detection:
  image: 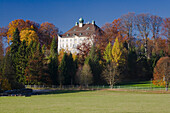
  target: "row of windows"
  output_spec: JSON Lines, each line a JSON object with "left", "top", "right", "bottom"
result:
{"left": 60, "top": 44, "right": 77, "bottom": 48}
{"left": 60, "top": 38, "right": 84, "bottom": 42}
{"left": 66, "top": 32, "right": 89, "bottom": 37}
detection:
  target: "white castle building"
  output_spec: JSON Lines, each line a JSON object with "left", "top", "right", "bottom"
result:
{"left": 58, "top": 18, "right": 102, "bottom": 53}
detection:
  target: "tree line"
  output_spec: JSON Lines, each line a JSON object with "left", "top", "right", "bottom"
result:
{"left": 0, "top": 13, "right": 169, "bottom": 91}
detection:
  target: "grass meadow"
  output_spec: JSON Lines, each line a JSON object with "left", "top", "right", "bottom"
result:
{"left": 0, "top": 90, "right": 170, "bottom": 113}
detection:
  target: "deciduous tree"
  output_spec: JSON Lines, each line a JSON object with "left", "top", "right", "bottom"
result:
{"left": 80, "top": 63, "right": 93, "bottom": 87}
{"left": 153, "top": 57, "right": 170, "bottom": 91}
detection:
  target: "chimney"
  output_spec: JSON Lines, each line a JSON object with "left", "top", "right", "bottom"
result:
{"left": 79, "top": 18, "right": 84, "bottom": 27}
{"left": 75, "top": 22, "right": 78, "bottom": 26}
{"left": 92, "top": 20, "right": 95, "bottom": 25}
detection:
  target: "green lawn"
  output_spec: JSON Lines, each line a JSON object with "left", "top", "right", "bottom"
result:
{"left": 0, "top": 90, "right": 170, "bottom": 113}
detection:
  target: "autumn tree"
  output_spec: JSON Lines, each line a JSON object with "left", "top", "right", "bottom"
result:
{"left": 103, "top": 42, "right": 112, "bottom": 63}
{"left": 20, "top": 29, "right": 39, "bottom": 45}
{"left": 112, "top": 37, "right": 125, "bottom": 65}
{"left": 150, "top": 15, "right": 163, "bottom": 54}
{"left": 135, "top": 13, "right": 151, "bottom": 58}
{"left": 162, "top": 18, "right": 170, "bottom": 55}
{"left": 80, "top": 63, "right": 93, "bottom": 87}
{"left": 6, "top": 19, "right": 40, "bottom": 43}
{"left": 39, "top": 22, "right": 59, "bottom": 48}
{"left": 153, "top": 57, "right": 170, "bottom": 91}
{"left": 102, "top": 62, "right": 118, "bottom": 89}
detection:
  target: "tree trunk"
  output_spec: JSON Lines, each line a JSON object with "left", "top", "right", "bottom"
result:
{"left": 166, "top": 82, "right": 169, "bottom": 91}
{"left": 110, "top": 84, "right": 113, "bottom": 89}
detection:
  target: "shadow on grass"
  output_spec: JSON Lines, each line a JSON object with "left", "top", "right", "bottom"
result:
{"left": 32, "top": 89, "right": 94, "bottom": 96}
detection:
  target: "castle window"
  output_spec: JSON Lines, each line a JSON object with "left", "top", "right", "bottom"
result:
{"left": 86, "top": 27, "right": 90, "bottom": 30}
{"left": 79, "top": 33, "right": 82, "bottom": 36}
{"left": 73, "top": 28, "right": 76, "bottom": 31}
{"left": 67, "top": 34, "right": 70, "bottom": 36}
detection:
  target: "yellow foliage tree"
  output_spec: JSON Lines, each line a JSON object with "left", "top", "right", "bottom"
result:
{"left": 112, "top": 37, "right": 125, "bottom": 65}
{"left": 20, "top": 29, "right": 39, "bottom": 45}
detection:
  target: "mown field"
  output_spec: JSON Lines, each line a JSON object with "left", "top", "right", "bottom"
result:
{"left": 0, "top": 90, "right": 170, "bottom": 113}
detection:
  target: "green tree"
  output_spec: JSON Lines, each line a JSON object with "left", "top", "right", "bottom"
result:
{"left": 66, "top": 53, "right": 76, "bottom": 85}
{"left": 48, "top": 37, "right": 58, "bottom": 85}
{"left": 103, "top": 42, "right": 112, "bottom": 63}
{"left": 127, "top": 49, "right": 137, "bottom": 80}
{"left": 25, "top": 43, "right": 44, "bottom": 85}
{"left": 50, "top": 37, "right": 57, "bottom": 56}
{"left": 87, "top": 45, "right": 102, "bottom": 85}
{"left": 58, "top": 53, "right": 67, "bottom": 87}
{"left": 1, "top": 51, "right": 24, "bottom": 90}
{"left": 10, "top": 28, "right": 21, "bottom": 73}
{"left": 16, "top": 40, "right": 27, "bottom": 84}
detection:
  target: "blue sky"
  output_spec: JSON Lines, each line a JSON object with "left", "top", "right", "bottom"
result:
{"left": 0, "top": 0, "right": 170, "bottom": 33}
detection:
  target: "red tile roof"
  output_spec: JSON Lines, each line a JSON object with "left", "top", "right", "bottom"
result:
{"left": 61, "top": 23, "right": 103, "bottom": 38}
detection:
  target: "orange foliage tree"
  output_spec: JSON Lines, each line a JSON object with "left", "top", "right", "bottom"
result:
{"left": 153, "top": 57, "right": 170, "bottom": 91}
{"left": 6, "top": 19, "right": 40, "bottom": 43}
{"left": 39, "top": 22, "right": 59, "bottom": 49}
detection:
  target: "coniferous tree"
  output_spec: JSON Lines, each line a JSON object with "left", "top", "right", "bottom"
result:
{"left": 66, "top": 53, "right": 76, "bottom": 85}
{"left": 1, "top": 51, "right": 24, "bottom": 90}
{"left": 16, "top": 40, "right": 27, "bottom": 84}
{"left": 127, "top": 49, "right": 137, "bottom": 80}
{"left": 87, "top": 45, "right": 102, "bottom": 85}
{"left": 10, "top": 28, "right": 21, "bottom": 73}
{"left": 25, "top": 43, "right": 44, "bottom": 84}
{"left": 58, "top": 53, "right": 67, "bottom": 86}
{"left": 48, "top": 37, "right": 58, "bottom": 85}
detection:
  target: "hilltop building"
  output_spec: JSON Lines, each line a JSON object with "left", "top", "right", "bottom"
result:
{"left": 58, "top": 18, "right": 102, "bottom": 53}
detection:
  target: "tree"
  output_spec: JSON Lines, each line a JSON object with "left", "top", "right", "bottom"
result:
{"left": 6, "top": 19, "right": 40, "bottom": 44}
{"left": 127, "top": 49, "right": 137, "bottom": 80}
{"left": 150, "top": 15, "right": 163, "bottom": 53}
{"left": 20, "top": 29, "right": 39, "bottom": 45}
{"left": 135, "top": 14, "right": 151, "bottom": 58}
{"left": 50, "top": 37, "right": 58, "bottom": 57}
{"left": 48, "top": 37, "right": 58, "bottom": 85}
{"left": 39, "top": 22, "right": 59, "bottom": 48}
{"left": 1, "top": 51, "right": 24, "bottom": 90}
{"left": 10, "top": 28, "right": 21, "bottom": 77}
{"left": 102, "top": 62, "right": 118, "bottom": 89}
{"left": 120, "top": 12, "right": 135, "bottom": 48}
{"left": 80, "top": 63, "right": 93, "bottom": 87}
{"left": 112, "top": 37, "right": 125, "bottom": 65}
{"left": 58, "top": 53, "right": 67, "bottom": 87}
{"left": 16, "top": 40, "right": 27, "bottom": 84}
{"left": 87, "top": 45, "right": 102, "bottom": 85}
{"left": 25, "top": 43, "right": 44, "bottom": 85}
{"left": 153, "top": 57, "right": 170, "bottom": 91}
{"left": 103, "top": 42, "right": 112, "bottom": 63}
{"left": 66, "top": 53, "right": 76, "bottom": 85}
